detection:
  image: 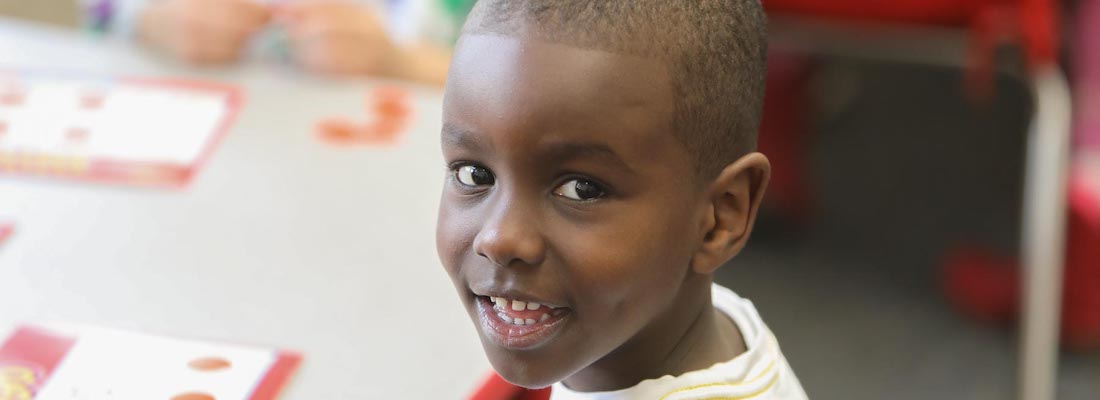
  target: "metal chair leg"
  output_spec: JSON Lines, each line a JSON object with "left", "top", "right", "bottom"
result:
{"left": 1019, "top": 65, "right": 1072, "bottom": 400}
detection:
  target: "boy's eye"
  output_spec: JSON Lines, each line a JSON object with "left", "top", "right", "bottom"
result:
{"left": 554, "top": 179, "right": 606, "bottom": 201}
{"left": 455, "top": 165, "right": 495, "bottom": 187}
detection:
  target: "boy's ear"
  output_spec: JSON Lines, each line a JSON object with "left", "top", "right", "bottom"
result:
{"left": 691, "top": 152, "right": 770, "bottom": 275}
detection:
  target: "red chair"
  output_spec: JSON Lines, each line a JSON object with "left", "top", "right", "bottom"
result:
{"left": 758, "top": 1, "right": 1068, "bottom": 400}
{"left": 765, "top": 0, "right": 1056, "bottom": 63}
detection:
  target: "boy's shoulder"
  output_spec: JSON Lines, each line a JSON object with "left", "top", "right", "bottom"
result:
{"left": 547, "top": 284, "right": 808, "bottom": 400}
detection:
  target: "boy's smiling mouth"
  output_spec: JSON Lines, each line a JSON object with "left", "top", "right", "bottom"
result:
{"left": 472, "top": 293, "right": 572, "bottom": 350}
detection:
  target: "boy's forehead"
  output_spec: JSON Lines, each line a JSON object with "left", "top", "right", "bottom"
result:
{"left": 448, "top": 33, "right": 670, "bottom": 102}
{"left": 444, "top": 34, "right": 676, "bottom": 154}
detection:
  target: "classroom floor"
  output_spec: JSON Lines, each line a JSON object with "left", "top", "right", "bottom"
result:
{"left": 715, "top": 58, "right": 1100, "bottom": 399}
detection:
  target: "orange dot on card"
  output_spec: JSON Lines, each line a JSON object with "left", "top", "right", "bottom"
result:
{"left": 80, "top": 92, "right": 105, "bottom": 109}
{"left": 0, "top": 92, "right": 23, "bottom": 107}
{"left": 188, "top": 357, "right": 232, "bottom": 371}
{"left": 66, "top": 128, "right": 89, "bottom": 142}
{"left": 171, "top": 392, "right": 216, "bottom": 400}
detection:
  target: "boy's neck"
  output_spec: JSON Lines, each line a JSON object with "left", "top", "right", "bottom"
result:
{"left": 561, "top": 280, "right": 747, "bottom": 392}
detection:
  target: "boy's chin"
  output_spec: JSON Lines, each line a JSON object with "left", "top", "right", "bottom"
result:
{"left": 484, "top": 347, "right": 573, "bottom": 389}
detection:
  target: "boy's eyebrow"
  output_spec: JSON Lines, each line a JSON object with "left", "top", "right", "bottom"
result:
{"left": 540, "top": 141, "right": 637, "bottom": 175}
{"left": 442, "top": 123, "right": 491, "bottom": 151}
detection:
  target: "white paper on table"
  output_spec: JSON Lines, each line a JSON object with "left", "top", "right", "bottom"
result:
{"left": 31, "top": 325, "right": 278, "bottom": 400}
{"left": 0, "top": 74, "right": 232, "bottom": 167}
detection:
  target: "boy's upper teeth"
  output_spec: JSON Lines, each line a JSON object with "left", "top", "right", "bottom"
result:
{"left": 487, "top": 296, "right": 546, "bottom": 311}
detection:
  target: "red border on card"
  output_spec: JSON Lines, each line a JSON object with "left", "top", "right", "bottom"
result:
{"left": 0, "top": 326, "right": 76, "bottom": 378}
{"left": 0, "top": 223, "right": 12, "bottom": 244}
{"left": 249, "top": 350, "right": 302, "bottom": 400}
{"left": 0, "top": 72, "right": 244, "bottom": 189}
{"left": 121, "top": 77, "right": 244, "bottom": 188}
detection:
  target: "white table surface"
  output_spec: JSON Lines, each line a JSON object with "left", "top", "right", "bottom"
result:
{"left": 0, "top": 17, "right": 488, "bottom": 399}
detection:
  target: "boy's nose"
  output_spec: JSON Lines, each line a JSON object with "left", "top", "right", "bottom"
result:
{"left": 472, "top": 201, "right": 547, "bottom": 268}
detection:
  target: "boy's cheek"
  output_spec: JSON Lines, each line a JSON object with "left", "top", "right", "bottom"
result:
{"left": 558, "top": 219, "right": 689, "bottom": 299}
{"left": 435, "top": 203, "right": 462, "bottom": 271}
{"left": 557, "top": 237, "right": 649, "bottom": 297}
{"left": 435, "top": 203, "right": 479, "bottom": 275}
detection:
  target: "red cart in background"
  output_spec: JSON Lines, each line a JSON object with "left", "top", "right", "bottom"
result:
{"left": 758, "top": 2, "right": 1073, "bottom": 400}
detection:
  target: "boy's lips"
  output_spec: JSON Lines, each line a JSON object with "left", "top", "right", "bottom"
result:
{"left": 473, "top": 295, "right": 572, "bottom": 350}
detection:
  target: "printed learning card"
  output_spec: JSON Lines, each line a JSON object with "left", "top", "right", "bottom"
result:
{"left": 0, "top": 325, "right": 299, "bottom": 400}
{"left": 0, "top": 71, "right": 242, "bottom": 187}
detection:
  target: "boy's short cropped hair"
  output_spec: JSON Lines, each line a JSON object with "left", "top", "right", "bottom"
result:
{"left": 463, "top": 0, "right": 768, "bottom": 177}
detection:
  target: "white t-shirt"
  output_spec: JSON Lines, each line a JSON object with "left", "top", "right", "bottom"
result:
{"left": 549, "top": 284, "right": 808, "bottom": 400}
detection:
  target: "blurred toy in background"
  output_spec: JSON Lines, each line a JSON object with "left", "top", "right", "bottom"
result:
{"left": 315, "top": 85, "right": 411, "bottom": 146}
{"left": 79, "top": 0, "right": 473, "bottom": 85}
{"left": 0, "top": 0, "right": 80, "bottom": 28}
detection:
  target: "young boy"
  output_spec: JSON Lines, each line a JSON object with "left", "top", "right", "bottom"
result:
{"left": 437, "top": 1, "right": 808, "bottom": 398}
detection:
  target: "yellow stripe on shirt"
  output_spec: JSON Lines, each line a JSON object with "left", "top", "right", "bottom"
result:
{"left": 657, "top": 358, "right": 777, "bottom": 400}
{"left": 697, "top": 373, "right": 780, "bottom": 400}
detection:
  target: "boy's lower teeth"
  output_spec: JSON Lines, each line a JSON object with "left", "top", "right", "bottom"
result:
{"left": 496, "top": 312, "right": 551, "bottom": 326}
